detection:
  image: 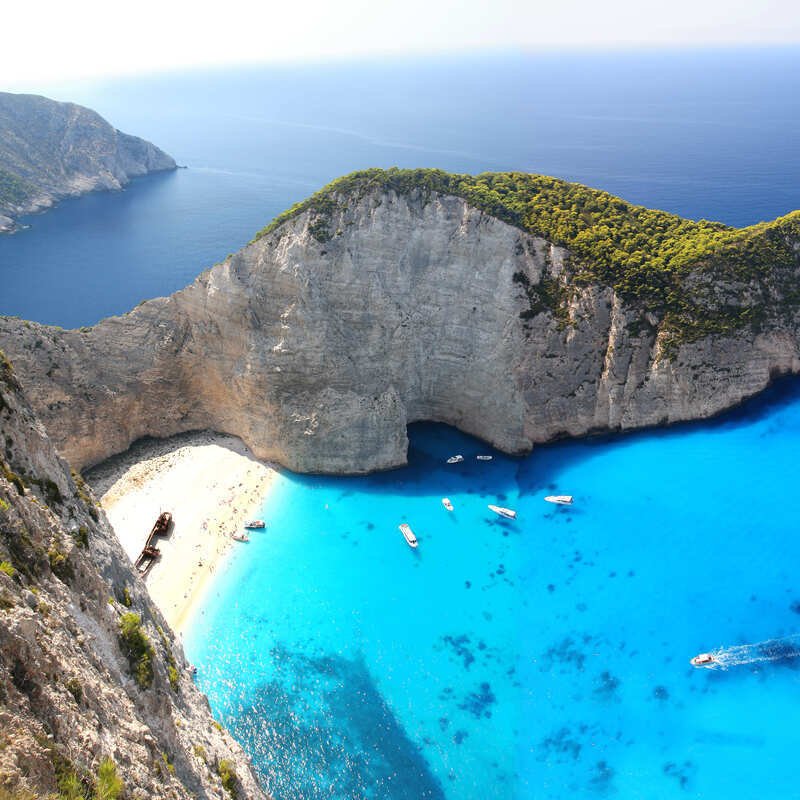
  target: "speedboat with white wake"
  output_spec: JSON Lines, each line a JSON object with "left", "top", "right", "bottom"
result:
{"left": 690, "top": 652, "right": 718, "bottom": 668}
{"left": 442, "top": 498, "right": 454, "bottom": 511}
{"left": 488, "top": 504, "right": 516, "bottom": 520}
{"left": 545, "top": 495, "right": 573, "bottom": 505}
{"left": 689, "top": 633, "right": 800, "bottom": 670}
{"left": 399, "top": 523, "right": 418, "bottom": 548}
{"left": 446, "top": 455, "right": 464, "bottom": 464}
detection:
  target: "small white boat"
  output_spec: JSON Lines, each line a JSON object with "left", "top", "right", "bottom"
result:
{"left": 399, "top": 523, "right": 418, "bottom": 548}
{"left": 488, "top": 504, "right": 517, "bottom": 520}
{"left": 442, "top": 498, "right": 454, "bottom": 511}
{"left": 544, "top": 495, "right": 574, "bottom": 506}
{"left": 446, "top": 455, "right": 464, "bottom": 464}
{"left": 244, "top": 519, "right": 265, "bottom": 529}
{"left": 476, "top": 455, "right": 493, "bottom": 461}
{"left": 690, "top": 652, "right": 718, "bottom": 668}
{"left": 231, "top": 532, "right": 250, "bottom": 542}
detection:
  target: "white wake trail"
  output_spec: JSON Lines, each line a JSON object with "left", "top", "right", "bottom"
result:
{"left": 709, "top": 634, "right": 800, "bottom": 668}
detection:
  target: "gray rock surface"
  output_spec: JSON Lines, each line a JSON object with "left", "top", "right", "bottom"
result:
{"left": 0, "top": 354, "right": 267, "bottom": 798}
{"left": 0, "top": 92, "right": 176, "bottom": 231}
{"left": 0, "top": 187, "right": 799, "bottom": 474}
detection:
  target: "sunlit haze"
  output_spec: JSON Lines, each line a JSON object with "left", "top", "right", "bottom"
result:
{"left": 5, "top": 0, "right": 800, "bottom": 89}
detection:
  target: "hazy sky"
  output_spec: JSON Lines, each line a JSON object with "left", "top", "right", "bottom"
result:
{"left": 5, "top": 0, "right": 800, "bottom": 88}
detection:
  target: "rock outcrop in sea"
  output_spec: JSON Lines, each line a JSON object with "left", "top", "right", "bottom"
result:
{"left": 1, "top": 169, "right": 798, "bottom": 474}
{"left": 0, "top": 351, "right": 266, "bottom": 797}
{"left": 0, "top": 92, "right": 176, "bottom": 233}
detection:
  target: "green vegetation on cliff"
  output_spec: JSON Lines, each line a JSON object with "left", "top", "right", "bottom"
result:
{"left": 254, "top": 168, "right": 800, "bottom": 350}
{"left": 118, "top": 612, "right": 154, "bottom": 689}
{"left": 0, "top": 168, "right": 33, "bottom": 208}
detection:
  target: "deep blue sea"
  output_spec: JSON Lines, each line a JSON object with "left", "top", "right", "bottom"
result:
{"left": 2, "top": 49, "right": 800, "bottom": 326}
{"left": 4, "top": 49, "right": 800, "bottom": 799}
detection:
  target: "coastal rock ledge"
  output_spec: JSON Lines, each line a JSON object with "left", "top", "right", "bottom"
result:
{"left": 0, "top": 353, "right": 266, "bottom": 797}
{"left": 1, "top": 169, "right": 800, "bottom": 474}
{"left": 0, "top": 92, "right": 176, "bottom": 232}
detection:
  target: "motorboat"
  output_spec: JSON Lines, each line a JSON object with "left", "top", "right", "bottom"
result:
{"left": 442, "top": 498, "right": 454, "bottom": 511}
{"left": 488, "top": 504, "right": 517, "bottom": 520}
{"left": 244, "top": 520, "right": 265, "bottom": 529}
{"left": 399, "top": 523, "right": 418, "bottom": 548}
{"left": 231, "top": 532, "right": 250, "bottom": 542}
{"left": 476, "top": 455, "right": 493, "bottom": 461}
{"left": 690, "top": 652, "right": 718, "bottom": 668}
{"left": 544, "top": 495, "right": 574, "bottom": 505}
{"left": 446, "top": 455, "right": 464, "bottom": 464}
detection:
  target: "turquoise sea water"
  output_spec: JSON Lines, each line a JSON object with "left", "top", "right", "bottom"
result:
{"left": 185, "top": 381, "right": 800, "bottom": 799}
{"left": 2, "top": 49, "right": 800, "bottom": 798}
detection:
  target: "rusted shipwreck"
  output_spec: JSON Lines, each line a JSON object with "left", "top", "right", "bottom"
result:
{"left": 134, "top": 511, "right": 173, "bottom": 576}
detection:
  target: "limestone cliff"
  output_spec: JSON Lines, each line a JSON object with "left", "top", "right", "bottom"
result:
{"left": 0, "top": 353, "right": 266, "bottom": 798}
{"left": 0, "top": 92, "right": 176, "bottom": 232}
{"left": 0, "top": 170, "right": 799, "bottom": 474}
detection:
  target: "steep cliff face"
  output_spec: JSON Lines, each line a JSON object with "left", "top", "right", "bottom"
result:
{"left": 0, "top": 353, "right": 266, "bottom": 798}
{"left": 0, "top": 92, "right": 176, "bottom": 232}
{"left": 0, "top": 179, "right": 798, "bottom": 474}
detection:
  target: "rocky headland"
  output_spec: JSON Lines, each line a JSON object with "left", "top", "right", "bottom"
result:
{"left": 1, "top": 166, "right": 799, "bottom": 797}
{"left": 0, "top": 168, "right": 798, "bottom": 475}
{"left": 0, "top": 352, "right": 266, "bottom": 798}
{"left": 0, "top": 92, "right": 175, "bottom": 233}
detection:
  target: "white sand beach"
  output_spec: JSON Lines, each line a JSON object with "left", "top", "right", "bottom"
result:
{"left": 87, "top": 431, "right": 279, "bottom": 634}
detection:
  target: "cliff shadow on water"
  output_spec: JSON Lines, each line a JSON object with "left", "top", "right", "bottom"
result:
{"left": 283, "top": 373, "right": 800, "bottom": 503}
{"left": 86, "top": 373, "right": 800, "bottom": 503}
{"left": 514, "top": 373, "right": 800, "bottom": 498}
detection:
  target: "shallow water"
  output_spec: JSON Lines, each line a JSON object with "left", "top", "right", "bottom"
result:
{"left": 185, "top": 379, "right": 800, "bottom": 799}
{"left": 4, "top": 48, "right": 800, "bottom": 797}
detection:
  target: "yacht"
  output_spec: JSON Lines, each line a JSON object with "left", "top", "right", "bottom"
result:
{"left": 446, "top": 455, "right": 464, "bottom": 464}
{"left": 544, "top": 495, "right": 574, "bottom": 505}
{"left": 442, "top": 498, "right": 454, "bottom": 511}
{"left": 476, "top": 455, "right": 493, "bottom": 461}
{"left": 488, "top": 504, "right": 517, "bottom": 520}
{"left": 244, "top": 520, "right": 265, "bottom": 529}
{"left": 399, "top": 523, "right": 418, "bottom": 548}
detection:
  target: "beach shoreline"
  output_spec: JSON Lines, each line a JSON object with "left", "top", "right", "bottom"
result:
{"left": 86, "top": 430, "right": 279, "bottom": 635}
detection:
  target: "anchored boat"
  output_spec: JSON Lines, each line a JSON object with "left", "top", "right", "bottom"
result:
{"left": 231, "top": 531, "right": 250, "bottom": 542}
{"left": 488, "top": 504, "right": 517, "bottom": 520}
{"left": 446, "top": 455, "right": 464, "bottom": 464}
{"left": 399, "top": 523, "right": 418, "bottom": 548}
{"left": 545, "top": 495, "right": 573, "bottom": 505}
{"left": 442, "top": 498, "right": 454, "bottom": 511}
{"left": 244, "top": 519, "right": 265, "bottom": 529}
{"left": 476, "top": 455, "right": 493, "bottom": 461}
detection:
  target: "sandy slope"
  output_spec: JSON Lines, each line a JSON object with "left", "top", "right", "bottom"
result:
{"left": 87, "top": 431, "right": 278, "bottom": 633}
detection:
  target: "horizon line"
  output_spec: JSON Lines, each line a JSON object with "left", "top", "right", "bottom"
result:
{"left": 6, "top": 41, "right": 800, "bottom": 93}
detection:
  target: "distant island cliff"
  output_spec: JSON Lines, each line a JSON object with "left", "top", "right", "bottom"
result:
{"left": 1, "top": 168, "right": 799, "bottom": 474}
{"left": 0, "top": 92, "right": 176, "bottom": 232}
